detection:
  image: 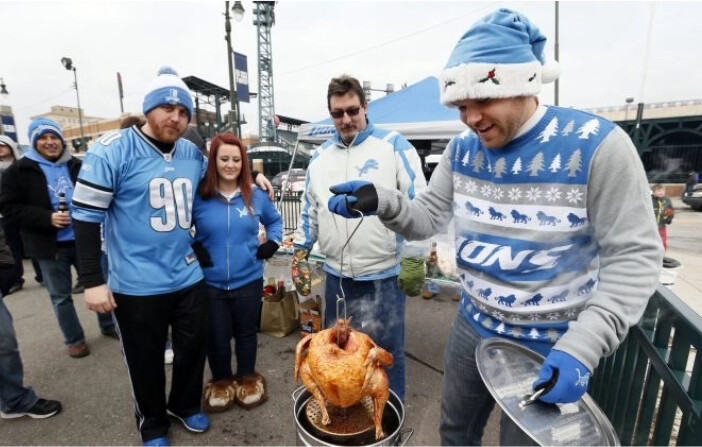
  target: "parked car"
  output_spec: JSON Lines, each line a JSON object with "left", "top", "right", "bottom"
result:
{"left": 682, "top": 186, "right": 702, "bottom": 211}
{"left": 272, "top": 168, "right": 306, "bottom": 192}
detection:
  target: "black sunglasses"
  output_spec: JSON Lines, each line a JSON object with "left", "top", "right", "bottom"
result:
{"left": 329, "top": 106, "right": 361, "bottom": 119}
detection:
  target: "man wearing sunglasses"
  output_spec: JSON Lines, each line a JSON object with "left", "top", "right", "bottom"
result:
{"left": 291, "top": 75, "right": 427, "bottom": 402}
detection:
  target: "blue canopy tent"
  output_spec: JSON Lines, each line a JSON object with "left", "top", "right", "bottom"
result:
{"left": 296, "top": 76, "right": 464, "bottom": 143}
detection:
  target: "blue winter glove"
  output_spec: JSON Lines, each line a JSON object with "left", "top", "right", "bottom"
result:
{"left": 328, "top": 181, "right": 378, "bottom": 218}
{"left": 532, "top": 349, "right": 591, "bottom": 404}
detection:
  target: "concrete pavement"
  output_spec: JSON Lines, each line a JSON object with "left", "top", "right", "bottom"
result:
{"left": 665, "top": 197, "right": 702, "bottom": 316}
{"left": 1, "top": 263, "right": 474, "bottom": 446}
{"left": 2, "top": 198, "right": 700, "bottom": 445}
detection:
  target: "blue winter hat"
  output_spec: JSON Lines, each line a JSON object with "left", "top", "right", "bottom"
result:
{"left": 439, "top": 8, "right": 560, "bottom": 106}
{"left": 27, "top": 117, "right": 65, "bottom": 149}
{"left": 142, "top": 66, "right": 193, "bottom": 121}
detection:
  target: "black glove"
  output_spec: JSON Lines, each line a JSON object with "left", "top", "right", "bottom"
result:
{"left": 256, "top": 240, "right": 279, "bottom": 259}
{"left": 192, "top": 241, "right": 213, "bottom": 267}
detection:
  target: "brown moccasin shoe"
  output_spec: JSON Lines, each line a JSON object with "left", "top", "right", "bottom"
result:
{"left": 235, "top": 372, "right": 267, "bottom": 409}
{"left": 203, "top": 379, "right": 236, "bottom": 413}
{"left": 67, "top": 342, "right": 90, "bottom": 358}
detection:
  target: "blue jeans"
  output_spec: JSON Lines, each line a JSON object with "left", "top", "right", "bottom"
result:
{"left": 324, "top": 273, "right": 406, "bottom": 401}
{"left": 0, "top": 296, "right": 38, "bottom": 413}
{"left": 37, "top": 246, "right": 114, "bottom": 346}
{"left": 440, "top": 314, "right": 536, "bottom": 446}
{"left": 207, "top": 278, "right": 263, "bottom": 380}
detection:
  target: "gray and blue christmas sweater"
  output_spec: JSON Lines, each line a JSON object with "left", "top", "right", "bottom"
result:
{"left": 376, "top": 105, "right": 663, "bottom": 370}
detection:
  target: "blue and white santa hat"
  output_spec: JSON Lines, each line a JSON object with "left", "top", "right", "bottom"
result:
{"left": 439, "top": 8, "right": 560, "bottom": 106}
{"left": 27, "top": 117, "right": 65, "bottom": 149}
{"left": 142, "top": 66, "right": 193, "bottom": 121}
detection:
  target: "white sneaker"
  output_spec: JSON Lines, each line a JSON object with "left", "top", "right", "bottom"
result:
{"left": 164, "top": 348, "right": 174, "bottom": 365}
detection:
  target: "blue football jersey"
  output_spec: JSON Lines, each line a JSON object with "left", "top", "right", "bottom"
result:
{"left": 72, "top": 127, "right": 207, "bottom": 295}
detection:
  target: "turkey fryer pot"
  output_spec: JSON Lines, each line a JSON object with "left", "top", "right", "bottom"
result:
{"left": 292, "top": 386, "right": 413, "bottom": 446}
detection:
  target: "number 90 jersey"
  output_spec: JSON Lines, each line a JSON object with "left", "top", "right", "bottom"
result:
{"left": 72, "top": 127, "right": 207, "bottom": 296}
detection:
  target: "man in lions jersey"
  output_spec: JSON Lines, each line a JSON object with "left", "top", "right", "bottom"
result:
{"left": 73, "top": 67, "right": 215, "bottom": 446}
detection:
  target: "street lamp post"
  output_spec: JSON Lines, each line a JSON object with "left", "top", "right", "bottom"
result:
{"left": 225, "top": 1, "right": 245, "bottom": 138}
{"left": 61, "top": 57, "right": 86, "bottom": 152}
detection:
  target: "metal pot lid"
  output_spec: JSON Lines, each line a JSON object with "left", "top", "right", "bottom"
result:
{"left": 476, "top": 338, "right": 619, "bottom": 446}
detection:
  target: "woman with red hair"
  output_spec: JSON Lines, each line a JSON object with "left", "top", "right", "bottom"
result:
{"left": 192, "top": 133, "right": 282, "bottom": 412}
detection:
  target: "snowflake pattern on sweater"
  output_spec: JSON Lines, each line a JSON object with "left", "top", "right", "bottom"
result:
{"left": 450, "top": 106, "right": 616, "bottom": 347}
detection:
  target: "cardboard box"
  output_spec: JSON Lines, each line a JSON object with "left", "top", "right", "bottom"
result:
{"left": 299, "top": 295, "right": 322, "bottom": 338}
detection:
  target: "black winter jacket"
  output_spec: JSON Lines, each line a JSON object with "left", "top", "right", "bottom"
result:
{"left": 0, "top": 155, "right": 81, "bottom": 259}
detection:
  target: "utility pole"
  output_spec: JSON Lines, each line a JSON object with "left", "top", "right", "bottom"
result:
{"left": 225, "top": 1, "right": 245, "bottom": 137}
{"left": 61, "top": 57, "right": 86, "bottom": 151}
{"left": 117, "top": 72, "right": 124, "bottom": 114}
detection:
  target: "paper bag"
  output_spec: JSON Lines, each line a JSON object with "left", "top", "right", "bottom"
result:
{"left": 260, "top": 290, "right": 300, "bottom": 337}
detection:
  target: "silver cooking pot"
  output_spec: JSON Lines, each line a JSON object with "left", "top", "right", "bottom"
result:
{"left": 292, "top": 386, "right": 413, "bottom": 446}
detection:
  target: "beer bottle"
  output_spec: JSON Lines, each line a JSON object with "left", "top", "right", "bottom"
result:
{"left": 58, "top": 192, "right": 69, "bottom": 215}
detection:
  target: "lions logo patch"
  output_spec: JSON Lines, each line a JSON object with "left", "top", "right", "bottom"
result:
{"left": 165, "top": 89, "right": 180, "bottom": 105}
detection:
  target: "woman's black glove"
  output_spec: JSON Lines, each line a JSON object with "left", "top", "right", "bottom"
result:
{"left": 256, "top": 240, "right": 279, "bottom": 259}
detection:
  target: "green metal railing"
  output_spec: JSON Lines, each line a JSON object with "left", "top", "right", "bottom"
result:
{"left": 590, "top": 284, "right": 702, "bottom": 445}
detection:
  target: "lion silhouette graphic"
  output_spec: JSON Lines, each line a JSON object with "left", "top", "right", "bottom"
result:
{"left": 356, "top": 159, "right": 379, "bottom": 176}
{"left": 510, "top": 209, "right": 530, "bottom": 224}
{"left": 522, "top": 293, "right": 543, "bottom": 306}
{"left": 567, "top": 213, "right": 587, "bottom": 227}
{"left": 536, "top": 211, "right": 561, "bottom": 226}
{"left": 547, "top": 290, "right": 568, "bottom": 303}
{"left": 477, "top": 287, "right": 492, "bottom": 299}
{"left": 496, "top": 294, "right": 516, "bottom": 306}
{"left": 488, "top": 207, "right": 506, "bottom": 221}
{"left": 465, "top": 201, "right": 483, "bottom": 216}
{"left": 577, "top": 279, "right": 597, "bottom": 295}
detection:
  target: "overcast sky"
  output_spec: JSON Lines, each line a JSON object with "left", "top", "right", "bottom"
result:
{"left": 1, "top": 1, "right": 701, "bottom": 144}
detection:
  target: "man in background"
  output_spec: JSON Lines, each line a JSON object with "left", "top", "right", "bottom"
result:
{"left": 0, "top": 118, "right": 117, "bottom": 359}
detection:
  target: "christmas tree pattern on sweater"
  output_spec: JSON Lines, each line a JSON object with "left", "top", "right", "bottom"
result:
{"left": 448, "top": 106, "right": 616, "bottom": 345}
